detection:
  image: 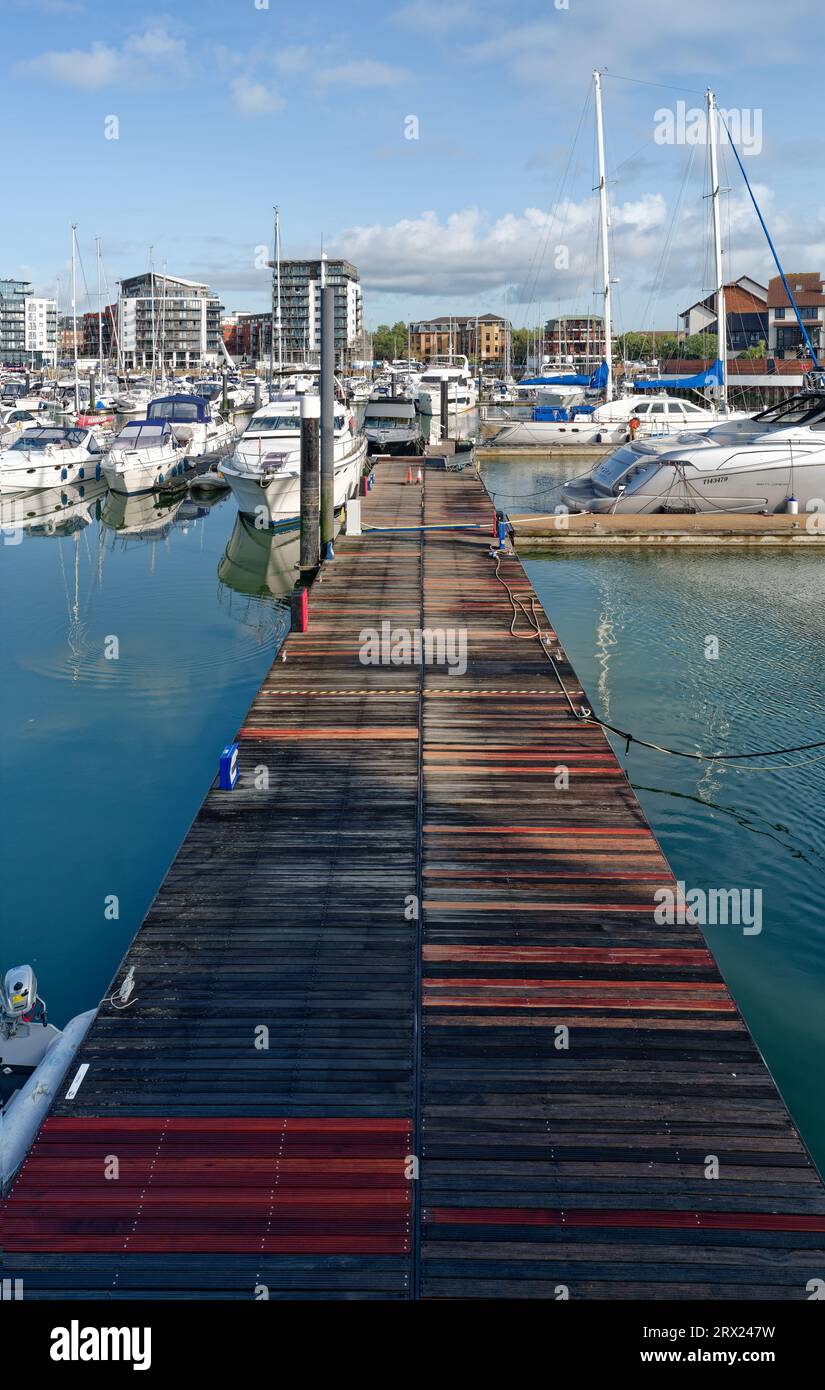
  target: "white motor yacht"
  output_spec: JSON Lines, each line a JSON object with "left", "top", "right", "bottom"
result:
{"left": 481, "top": 389, "right": 741, "bottom": 447}
{"left": 145, "top": 394, "right": 236, "bottom": 460}
{"left": 417, "top": 355, "right": 477, "bottom": 416}
{"left": 0, "top": 406, "right": 42, "bottom": 449}
{"left": 103, "top": 419, "right": 189, "bottom": 494}
{"left": 562, "top": 387, "right": 825, "bottom": 514}
{"left": 0, "top": 424, "right": 104, "bottom": 494}
{"left": 222, "top": 394, "right": 367, "bottom": 528}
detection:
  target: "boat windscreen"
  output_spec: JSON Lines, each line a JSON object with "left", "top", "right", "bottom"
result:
{"left": 247, "top": 415, "right": 300, "bottom": 432}
{"left": 9, "top": 428, "right": 80, "bottom": 450}
{"left": 753, "top": 394, "right": 825, "bottom": 426}
{"left": 366, "top": 409, "right": 414, "bottom": 423}
{"left": 115, "top": 424, "right": 168, "bottom": 446}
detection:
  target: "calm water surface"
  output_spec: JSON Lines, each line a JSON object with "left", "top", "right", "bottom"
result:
{"left": 483, "top": 453, "right": 825, "bottom": 1175}
{"left": 0, "top": 483, "right": 291, "bottom": 1028}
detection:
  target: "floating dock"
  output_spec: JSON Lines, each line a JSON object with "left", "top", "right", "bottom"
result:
{"left": 5, "top": 460, "right": 825, "bottom": 1299}
{"left": 512, "top": 510, "right": 825, "bottom": 546}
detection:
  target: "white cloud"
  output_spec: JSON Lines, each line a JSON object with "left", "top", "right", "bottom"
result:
{"left": 330, "top": 201, "right": 666, "bottom": 302}
{"left": 316, "top": 59, "right": 408, "bottom": 87}
{"left": 231, "top": 78, "right": 285, "bottom": 117}
{"left": 328, "top": 190, "right": 825, "bottom": 322}
{"left": 19, "top": 25, "right": 187, "bottom": 88}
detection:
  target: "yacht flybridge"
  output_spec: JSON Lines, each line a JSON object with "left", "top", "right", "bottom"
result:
{"left": 562, "top": 389, "right": 825, "bottom": 515}
{"left": 417, "top": 355, "right": 477, "bottom": 416}
{"left": 222, "top": 394, "right": 367, "bottom": 528}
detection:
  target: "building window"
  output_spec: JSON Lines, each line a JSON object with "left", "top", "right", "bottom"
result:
{"left": 774, "top": 307, "right": 785, "bottom": 319}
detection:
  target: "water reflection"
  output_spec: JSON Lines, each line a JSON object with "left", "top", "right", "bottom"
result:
{"left": 1, "top": 478, "right": 107, "bottom": 537}
{"left": 218, "top": 514, "right": 299, "bottom": 600}
{"left": 100, "top": 486, "right": 189, "bottom": 541}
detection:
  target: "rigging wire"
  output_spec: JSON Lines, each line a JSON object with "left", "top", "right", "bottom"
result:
{"left": 492, "top": 548, "right": 824, "bottom": 773}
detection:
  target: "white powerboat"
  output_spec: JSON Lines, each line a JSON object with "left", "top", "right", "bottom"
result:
{"left": 562, "top": 387, "right": 825, "bottom": 514}
{"left": 481, "top": 390, "right": 740, "bottom": 447}
{"left": 0, "top": 406, "right": 42, "bottom": 449}
{"left": 0, "top": 424, "right": 104, "bottom": 494}
{"left": 112, "top": 378, "right": 154, "bottom": 414}
{"left": 145, "top": 394, "right": 236, "bottom": 460}
{"left": 345, "top": 376, "right": 372, "bottom": 403}
{"left": 103, "top": 419, "right": 189, "bottom": 494}
{"left": 364, "top": 395, "right": 424, "bottom": 454}
{"left": 417, "top": 355, "right": 477, "bottom": 416}
{"left": 223, "top": 394, "right": 367, "bottom": 528}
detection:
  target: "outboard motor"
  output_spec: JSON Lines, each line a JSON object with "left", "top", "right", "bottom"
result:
{"left": 1, "top": 965, "right": 47, "bottom": 1036}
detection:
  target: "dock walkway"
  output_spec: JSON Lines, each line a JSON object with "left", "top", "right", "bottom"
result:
{"left": 5, "top": 461, "right": 825, "bottom": 1299}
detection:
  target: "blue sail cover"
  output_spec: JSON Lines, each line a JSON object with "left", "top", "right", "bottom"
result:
{"left": 520, "top": 360, "right": 609, "bottom": 389}
{"left": 633, "top": 358, "right": 724, "bottom": 391}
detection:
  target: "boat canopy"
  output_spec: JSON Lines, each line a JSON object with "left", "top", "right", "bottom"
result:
{"left": 147, "top": 394, "right": 211, "bottom": 424}
{"left": 633, "top": 358, "right": 724, "bottom": 391}
{"left": 520, "top": 360, "right": 609, "bottom": 390}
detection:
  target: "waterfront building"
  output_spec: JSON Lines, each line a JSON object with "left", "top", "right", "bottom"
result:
{"left": 117, "top": 273, "right": 223, "bottom": 370}
{"left": 409, "top": 314, "right": 511, "bottom": 366}
{"left": 678, "top": 277, "right": 768, "bottom": 352}
{"left": 0, "top": 279, "right": 57, "bottom": 367}
{"left": 267, "top": 258, "right": 363, "bottom": 365}
{"left": 768, "top": 272, "right": 824, "bottom": 359}
{"left": 544, "top": 313, "right": 607, "bottom": 367}
{"left": 81, "top": 306, "right": 116, "bottom": 362}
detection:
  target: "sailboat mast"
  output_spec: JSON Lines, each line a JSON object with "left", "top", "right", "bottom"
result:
{"left": 707, "top": 88, "right": 728, "bottom": 411}
{"left": 593, "top": 69, "right": 613, "bottom": 403}
{"left": 273, "top": 207, "right": 283, "bottom": 378}
{"left": 268, "top": 209, "right": 275, "bottom": 387}
{"left": 96, "top": 236, "right": 103, "bottom": 368}
{"left": 149, "top": 246, "right": 156, "bottom": 386}
{"left": 70, "top": 223, "right": 79, "bottom": 413}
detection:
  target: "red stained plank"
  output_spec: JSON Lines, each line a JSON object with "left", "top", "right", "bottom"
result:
{"left": 422, "top": 947, "right": 713, "bottom": 965}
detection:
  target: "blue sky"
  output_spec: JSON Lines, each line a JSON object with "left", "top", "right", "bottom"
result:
{"left": 3, "top": 0, "right": 824, "bottom": 331}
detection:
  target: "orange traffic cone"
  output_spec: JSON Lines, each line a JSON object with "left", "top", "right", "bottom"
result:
{"left": 406, "top": 464, "right": 413, "bottom": 484}
{"left": 416, "top": 466, "right": 423, "bottom": 484}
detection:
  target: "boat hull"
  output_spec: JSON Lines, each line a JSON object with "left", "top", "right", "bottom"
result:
{"left": 224, "top": 438, "right": 367, "bottom": 529}
{"left": 563, "top": 455, "right": 825, "bottom": 515}
{"left": 481, "top": 416, "right": 732, "bottom": 448}
{"left": 0, "top": 457, "right": 102, "bottom": 495}
{"left": 103, "top": 449, "right": 190, "bottom": 495}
